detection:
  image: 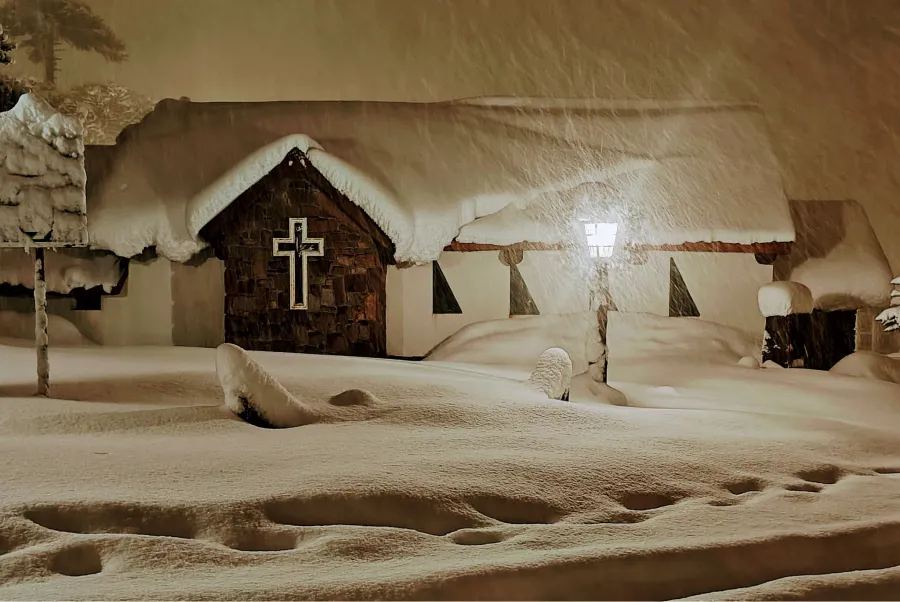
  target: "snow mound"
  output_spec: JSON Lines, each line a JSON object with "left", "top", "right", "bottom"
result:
{"left": 0, "top": 94, "right": 87, "bottom": 247}
{"left": 215, "top": 343, "right": 382, "bottom": 428}
{"left": 763, "top": 360, "right": 785, "bottom": 369}
{"left": 587, "top": 380, "right": 629, "bottom": 405}
{"left": 738, "top": 356, "right": 761, "bottom": 368}
{"left": 831, "top": 352, "right": 900, "bottom": 384}
{"left": 424, "top": 311, "right": 598, "bottom": 375}
{"left": 607, "top": 311, "right": 760, "bottom": 369}
{"left": 216, "top": 343, "right": 321, "bottom": 428}
{"left": 526, "top": 347, "right": 573, "bottom": 400}
{"left": 758, "top": 281, "right": 813, "bottom": 317}
{"left": 0, "top": 309, "right": 92, "bottom": 346}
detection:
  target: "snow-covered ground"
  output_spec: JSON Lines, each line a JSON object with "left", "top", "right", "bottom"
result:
{"left": 1, "top": 314, "right": 900, "bottom": 600}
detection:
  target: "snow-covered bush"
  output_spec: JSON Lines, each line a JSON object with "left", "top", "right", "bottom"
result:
{"left": 757, "top": 281, "right": 813, "bottom": 317}
{"left": 0, "top": 75, "right": 154, "bottom": 145}
{"left": 876, "top": 277, "right": 900, "bottom": 332}
{"left": 526, "top": 347, "right": 573, "bottom": 400}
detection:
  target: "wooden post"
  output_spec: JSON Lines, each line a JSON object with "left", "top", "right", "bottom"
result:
{"left": 33, "top": 248, "right": 49, "bottom": 396}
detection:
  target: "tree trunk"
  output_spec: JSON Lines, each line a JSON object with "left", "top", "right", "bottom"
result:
{"left": 43, "top": 22, "right": 58, "bottom": 86}
{"left": 33, "top": 248, "right": 49, "bottom": 397}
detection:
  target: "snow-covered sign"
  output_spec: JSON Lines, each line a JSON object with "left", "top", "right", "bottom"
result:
{"left": 0, "top": 94, "right": 87, "bottom": 398}
{"left": 272, "top": 218, "right": 324, "bottom": 310}
{"left": 0, "top": 94, "right": 87, "bottom": 248}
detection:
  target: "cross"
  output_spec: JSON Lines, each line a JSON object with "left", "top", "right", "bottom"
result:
{"left": 272, "top": 217, "right": 324, "bottom": 310}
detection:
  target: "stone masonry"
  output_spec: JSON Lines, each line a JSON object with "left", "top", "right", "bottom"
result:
{"left": 201, "top": 149, "right": 393, "bottom": 357}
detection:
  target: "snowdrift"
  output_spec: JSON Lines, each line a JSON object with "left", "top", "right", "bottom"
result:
{"left": 831, "top": 351, "right": 900, "bottom": 384}
{"left": 0, "top": 310, "right": 92, "bottom": 347}
{"left": 1, "top": 320, "right": 900, "bottom": 598}
{"left": 425, "top": 311, "right": 600, "bottom": 375}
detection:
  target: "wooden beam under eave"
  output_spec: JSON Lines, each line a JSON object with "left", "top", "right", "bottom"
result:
{"left": 444, "top": 241, "right": 569, "bottom": 252}
{"left": 632, "top": 241, "right": 793, "bottom": 255}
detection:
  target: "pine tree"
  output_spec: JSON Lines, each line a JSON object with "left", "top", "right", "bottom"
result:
{"left": 0, "top": 24, "right": 15, "bottom": 64}
{"left": 0, "top": 0, "right": 127, "bottom": 86}
{"left": 876, "top": 277, "right": 900, "bottom": 332}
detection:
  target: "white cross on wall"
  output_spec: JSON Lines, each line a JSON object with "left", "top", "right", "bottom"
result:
{"left": 272, "top": 217, "right": 324, "bottom": 310}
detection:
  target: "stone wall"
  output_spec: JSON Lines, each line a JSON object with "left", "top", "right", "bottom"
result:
{"left": 201, "top": 149, "right": 392, "bottom": 356}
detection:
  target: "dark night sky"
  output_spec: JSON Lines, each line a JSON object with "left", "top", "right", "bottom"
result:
{"left": 10, "top": 0, "right": 900, "bottom": 269}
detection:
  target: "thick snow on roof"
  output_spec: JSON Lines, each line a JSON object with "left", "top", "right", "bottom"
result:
{"left": 774, "top": 200, "right": 894, "bottom": 310}
{"left": 0, "top": 94, "right": 87, "bottom": 248}
{"left": 0, "top": 247, "right": 123, "bottom": 294}
{"left": 87, "top": 97, "right": 793, "bottom": 263}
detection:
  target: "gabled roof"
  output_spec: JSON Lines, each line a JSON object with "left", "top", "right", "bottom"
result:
{"left": 85, "top": 96, "right": 794, "bottom": 264}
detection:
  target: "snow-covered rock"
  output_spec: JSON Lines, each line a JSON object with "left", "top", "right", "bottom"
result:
{"left": 215, "top": 343, "right": 321, "bottom": 428}
{"left": 757, "top": 281, "right": 814, "bottom": 317}
{"left": 831, "top": 351, "right": 900, "bottom": 384}
{"left": 762, "top": 360, "right": 785, "bottom": 369}
{"left": 0, "top": 94, "right": 87, "bottom": 247}
{"left": 526, "top": 347, "right": 573, "bottom": 400}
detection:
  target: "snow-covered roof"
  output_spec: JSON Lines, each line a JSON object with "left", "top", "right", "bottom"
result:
{"left": 0, "top": 246, "right": 123, "bottom": 294}
{"left": 0, "top": 94, "right": 87, "bottom": 248}
{"left": 774, "top": 200, "right": 894, "bottom": 310}
{"left": 86, "top": 97, "right": 794, "bottom": 264}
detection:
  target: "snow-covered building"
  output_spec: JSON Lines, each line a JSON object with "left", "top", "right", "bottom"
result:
{"left": 763, "top": 200, "right": 898, "bottom": 369}
{"left": 1, "top": 96, "right": 798, "bottom": 354}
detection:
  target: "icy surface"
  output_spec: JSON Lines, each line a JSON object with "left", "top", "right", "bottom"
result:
{"left": 757, "top": 281, "right": 814, "bottom": 317}
{"left": 1, "top": 315, "right": 900, "bottom": 599}
{"left": 88, "top": 98, "right": 793, "bottom": 263}
{"left": 0, "top": 94, "right": 87, "bottom": 247}
{"left": 776, "top": 200, "right": 893, "bottom": 310}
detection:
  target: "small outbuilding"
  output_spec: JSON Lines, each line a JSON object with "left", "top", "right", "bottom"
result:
{"left": 763, "top": 200, "right": 897, "bottom": 370}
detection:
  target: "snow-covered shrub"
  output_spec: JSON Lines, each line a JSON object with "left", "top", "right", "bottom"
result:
{"left": 0, "top": 76, "right": 154, "bottom": 145}
{"left": 526, "top": 347, "right": 573, "bottom": 400}
{"left": 876, "top": 276, "right": 899, "bottom": 332}
{"left": 757, "top": 281, "right": 813, "bottom": 317}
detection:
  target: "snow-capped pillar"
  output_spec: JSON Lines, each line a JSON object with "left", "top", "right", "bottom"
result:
{"left": 33, "top": 248, "right": 49, "bottom": 396}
